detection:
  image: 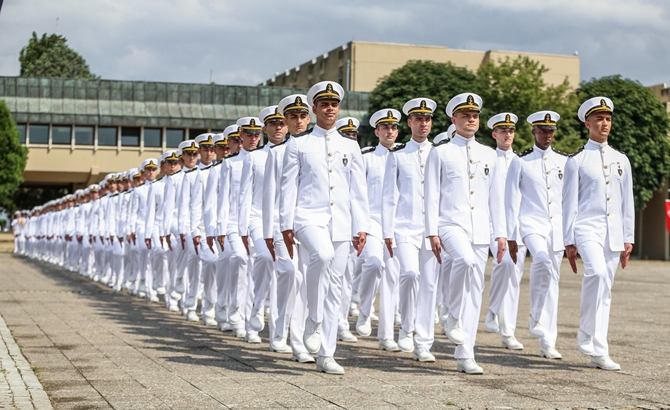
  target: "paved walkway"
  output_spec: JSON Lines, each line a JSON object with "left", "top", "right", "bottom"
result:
{"left": 0, "top": 251, "right": 669, "bottom": 409}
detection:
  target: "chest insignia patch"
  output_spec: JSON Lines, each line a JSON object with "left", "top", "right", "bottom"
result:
{"left": 484, "top": 164, "right": 489, "bottom": 176}
{"left": 558, "top": 170, "right": 563, "bottom": 180}
{"left": 343, "top": 158, "right": 348, "bottom": 166}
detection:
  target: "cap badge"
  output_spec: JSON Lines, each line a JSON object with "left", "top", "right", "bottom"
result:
{"left": 295, "top": 96, "right": 302, "bottom": 105}
{"left": 348, "top": 119, "right": 354, "bottom": 127}
{"left": 467, "top": 95, "right": 475, "bottom": 106}
{"left": 545, "top": 113, "right": 552, "bottom": 123}
{"left": 250, "top": 119, "right": 256, "bottom": 127}
{"left": 420, "top": 100, "right": 427, "bottom": 110}
{"left": 326, "top": 83, "right": 333, "bottom": 93}
{"left": 387, "top": 110, "right": 394, "bottom": 119}
{"left": 505, "top": 114, "right": 511, "bottom": 123}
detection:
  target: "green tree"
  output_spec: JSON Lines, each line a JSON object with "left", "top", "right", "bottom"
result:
{"left": 366, "top": 60, "right": 481, "bottom": 144}
{"left": 19, "top": 32, "right": 98, "bottom": 79}
{"left": 476, "top": 56, "right": 581, "bottom": 153}
{"left": 574, "top": 75, "right": 670, "bottom": 210}
{"left": 0, "top": 100, "right": 28, "bottom": 213}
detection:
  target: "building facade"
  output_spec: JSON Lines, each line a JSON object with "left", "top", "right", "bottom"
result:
{"left": 262, "top": 41, "right": 581, "bottom": 92}
{"left": 0, "top": 76, "right": 369, "bottom": 189}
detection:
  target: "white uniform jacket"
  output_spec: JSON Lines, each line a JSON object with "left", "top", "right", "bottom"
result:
{"left": 424, "top": 134, "right": 506, "bottom": 244}
{"left": 262, "top": 139, "right": 289, "bottom": 240}
{"left": 162, "top": 169, "right": 187, "bottom": 237}
{"left": 505, "top": 145, "right": 567, "bottom": 251}
{"left": 382, "top": 138, "right": 432, "bottom": 248}
{"left": 363, "top": 144, "right": 392, "bottom": 240}
{"left": 562, "top": 139, "right": 634, "bottom": 252}
{"left": 203, "top": 162, "right": 222, "bottom": 238}
{"left": 279, "top": 126, "right": 370, "bottom": 242}
{"left": 145, "top": 178, "right": 167, "bottom": 239}
{"left": 239, "top": 144, "right": 271, "bottom": 237}
{"left": 217, "top": 150, "right": 248, "bottom": 237}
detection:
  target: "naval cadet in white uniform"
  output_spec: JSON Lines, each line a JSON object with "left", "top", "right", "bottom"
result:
{"left": 279, "top": 81, "right": 370, "bottom": 374}
{"left": 263, "top": 94, "right": 314, "bottom": 363}
{"left": 425, "top": 93, "right": 506, "bottom": 374}
{"left": 356, "top": 108, "right": 402, "bottom": 352}
{"left": 483, "top": 113, "right": 528, "bottom": 351}
{"left": 382, "top": 98, "right": 437, "bottom": 362}
{"left": 506, "top": 111, "right": 567, "bottom": 359}
{"left": 563, "top": 97, "right": 634, "bottom": 371}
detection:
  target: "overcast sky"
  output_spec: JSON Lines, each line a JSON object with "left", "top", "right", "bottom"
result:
{"left": 1, "top": 0, "right": 669, "bottom": 88}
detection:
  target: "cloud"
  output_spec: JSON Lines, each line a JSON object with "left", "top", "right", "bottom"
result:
{"left": 1, "top": 0, "right": 669, "bottom": 88}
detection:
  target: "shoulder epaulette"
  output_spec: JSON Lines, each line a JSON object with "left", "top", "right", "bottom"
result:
{"left": 338, "top": 131, "right": 357, "bottom": 141}
{"left": 361, "top": 146, "right": 375, "bottom": 154}
{"left": 610, "top": 145, "right": 625, "bottom": 155}
{"left": 519, "top": 148, "right": 533, "bottom": 157}
{"left": 389, "top": 143, "right": 406, "bottom": 152}
{"left": 552, "top": 148, "right": 568, "bottom": 156}
{"left": 568, "top": 146, "right": 585, "bottom": 158}
{"left": 227, "top": 152, "right": 240, "bottom": 158}
{"left": 432, "top": 139, "right": 450, "bottom": 147}
{"left": 185, "top": 168, "right": 198, "bottom": 174}
{"left": 272, "top": 138, "right": 290, "bottom": 148}
{"left": 293, "top": 128, "right": 313, "bottom": 138}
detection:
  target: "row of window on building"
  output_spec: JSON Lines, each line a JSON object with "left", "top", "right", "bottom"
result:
{"left": 16, "top": 124, "right": 212, "bottom": 148}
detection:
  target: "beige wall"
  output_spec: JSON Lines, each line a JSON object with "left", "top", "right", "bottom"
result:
{"left": 264, "top": 41, "right": 581, "bottom": 92}
{"left": 23, "top": 145, "right": 163, "bottom": 188}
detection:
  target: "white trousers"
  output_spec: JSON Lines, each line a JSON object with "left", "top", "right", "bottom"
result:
{"left": 338, "top": 246, "right": 357, "bottom": 331}
{"left": 395, "top": 242, "right": 436, "bottom": 344}
{"left": 295, "top": 225, "right": 349, "bottom": 358}
{"left": 524, "top": 234, "right": 562, "bottom": 349}
{"left": 441, "top": 228, "right": 489, "bottom": 359}
{"left": 250, "top": 227, "right": 275, "bottom": 313}
{"left": 579, "top": 239, "right": 620, "bottom": 357}
{"left": 183, "top": 235, "right": 202, "bottom": 311}
{"left": 358, "top": 235, "right": 399, "bottom": 341}
{"left": 488, "top": 240, "right": 527, "bottom": 337}
{"left": 219, "top": 232, "right": 248, "bottom": 330}
{"left": 150, "top": 234, "right": 169, "bottom": 293}
{"left": 199, "top": 239, "right": 219, "bottom": 314}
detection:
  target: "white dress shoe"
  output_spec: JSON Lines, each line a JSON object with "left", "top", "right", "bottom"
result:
{"left": 394, "top": 313, "right": 402, "bottom": 325}
{"left": 186, "top": 310, "right": 199, "bottom": 322}
{"left": 369, "top": 311, "right": 379, "bottom": 322}
{"left": 356, "top": 314, "right": 372, "bottom": 337}
{"left": 202, "top": 317, "right": 217, "bottom": 326}
{"left": 156, "top": 286, "right": 167, "bottom": 296}
{"left": 413, "top": 348, "right": 436, "bottom": 362}
{"left": 484, "top": 311, "right": 499, "bottom": 333}
{"left": 219, "top": 322, "right": 232, "bottom": 331}
{"left": 446, "top": 316, "right": 466, "bottom": 345}
{"left": 168, "top": 304, "right": 180, "bottom": 312}
{"left": 233, "top": 328, "right": 246, "bottom": 338}
{"left": 378, "top": 339, "right": 400, "bottom": 352}
{"left": 228, "top": 307, "right": 242, "bottom": 325}
{"left": 338, "top": 329, "right": 358, "bottom": 342}
{"left": 303, "top": 318, "right": 322, "bottom": 354}
{"left": 397, "top": 329, "right": 414, "bottom": 352}
{"left": 349, "top": 307, "right": 360, "bottom": 317}
{"left": 291, "top": 352, "right": 316, "bottom": 363}
{"left": 590, "top": 355, "right": 620, "bottom": 371}
{"left": 249, "top": 308, "right": 265, "bottom": 332}
{"left": 457, "top": 358, "right": 484, "bottom": 374}
{"left": 577, "top": 330, "right": 595, "bottom": 356}
{"left": 316, "top": 357, "right": 344, "bottom": 375}
{"left": 245, "top": 333, "right": 261, "bottom": 344}
{"left": 138, "top": 291, "right": 147, "bottom": 298}
{"left": 169, "top": 290, "right": 182, "bottom": 301}
{"left": 501, "top": 335, "right": 524, "bottom": 350}
{"left": 540, "top": 346, "right": 563, "bottom": 359}
{"left": 149, "top": 295, "right": 160, "bottom": 303}
{"left": 269, "top": 337, "right": 292, "bottom": 353}
{"left": 528, "top": 316, "right": 546, "bottom": 339}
